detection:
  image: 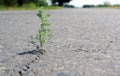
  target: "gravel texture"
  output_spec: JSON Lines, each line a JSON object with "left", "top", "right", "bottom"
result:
{"left": 0, "top": 8, "right": 120, "bottom": 76}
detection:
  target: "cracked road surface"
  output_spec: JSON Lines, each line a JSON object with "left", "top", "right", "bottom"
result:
{"left": 0, "top": 8, "right": 120, "bottom": 76}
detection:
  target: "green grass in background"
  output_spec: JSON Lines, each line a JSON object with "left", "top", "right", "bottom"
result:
{"left": 0, "top": 3, "right": 62, "bottom": 11}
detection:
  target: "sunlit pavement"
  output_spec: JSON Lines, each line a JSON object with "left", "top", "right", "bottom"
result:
{"left": 0, "top": 8, "right": 120, "bottom": 76}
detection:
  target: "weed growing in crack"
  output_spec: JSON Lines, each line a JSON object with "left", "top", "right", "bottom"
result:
{"left": 31, "top": 7, "right": 52, "bottom": 54}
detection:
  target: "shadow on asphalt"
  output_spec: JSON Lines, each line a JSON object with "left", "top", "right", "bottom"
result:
{"left": 17, "top": 50, "right": 38, "bottom": 55}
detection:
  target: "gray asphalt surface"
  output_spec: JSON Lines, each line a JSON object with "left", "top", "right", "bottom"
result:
{"left": 0, "top": 8, "right": 120, "bottom": 76}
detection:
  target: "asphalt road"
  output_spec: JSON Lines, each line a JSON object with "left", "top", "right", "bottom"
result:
{"left": 0, "top": 8, "right": 120, "bottom": 76}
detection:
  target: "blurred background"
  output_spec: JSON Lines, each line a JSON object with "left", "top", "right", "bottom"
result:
{"left": 0, "top": 0, "right": 120, "bottom": 10}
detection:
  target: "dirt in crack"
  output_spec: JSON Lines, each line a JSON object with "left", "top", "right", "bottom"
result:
{"left": 5, "top": 50, "right": 44, "bottom": 76}
{"left": 18, "top": 53, "right": 42, "bottom": 76}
